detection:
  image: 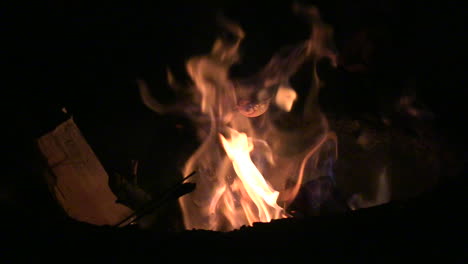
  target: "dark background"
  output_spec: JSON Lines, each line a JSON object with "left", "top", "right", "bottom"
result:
{"left": 2, "top": 0, "right": 466, "bottom": 255}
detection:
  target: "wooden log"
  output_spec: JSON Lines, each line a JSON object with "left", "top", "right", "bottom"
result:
{"left": 37, "top": 117, "right": 132, "bottom": 226}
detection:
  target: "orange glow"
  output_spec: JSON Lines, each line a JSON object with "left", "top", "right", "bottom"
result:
{"left": 140, "top": 4, "right": 339, "bottom": 231}
{"left": 275, "top": 85, "right": 297, "bottom": 112}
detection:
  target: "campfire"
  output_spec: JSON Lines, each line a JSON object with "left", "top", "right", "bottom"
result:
{"left": 4, "top": 1, "right": 465, "bottom": 261}
{"left": 32, "top": 1, "right": 459, "bottom": 235}
{"left": 136, "top": 4, "right": 341, "bottom": 231}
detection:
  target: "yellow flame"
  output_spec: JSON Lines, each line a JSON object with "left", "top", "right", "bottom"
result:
{"left": 219, "top": 129, "right": 285, "bottom": 224}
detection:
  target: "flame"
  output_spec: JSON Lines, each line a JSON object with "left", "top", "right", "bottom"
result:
{"left": 139, "top": 4, "right": 338, "bottom": 231}
{"left": 219, "top": 129, "right": 285, "bottom": 224}
{"left": 275, "top": 85, "right": 297, "bottom": 112}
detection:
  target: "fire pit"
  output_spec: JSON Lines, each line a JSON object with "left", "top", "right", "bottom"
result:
{"left": 3, "top": 0, "right": 465, "bottom": 261}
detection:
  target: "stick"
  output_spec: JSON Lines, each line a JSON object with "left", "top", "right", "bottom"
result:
{"left": 114, "top": 171, "right": 197, "bottom": 228}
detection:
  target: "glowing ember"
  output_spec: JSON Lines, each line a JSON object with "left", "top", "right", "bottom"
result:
{"left": 275, "top": 85, "right": 297, "bottom": 112}
{"left": 139, "top": 4, "right": 338, "bottom": 231}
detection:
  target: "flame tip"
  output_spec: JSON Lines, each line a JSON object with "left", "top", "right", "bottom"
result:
{"left": 174, "top": 5, "right": 338, "bottom": 231}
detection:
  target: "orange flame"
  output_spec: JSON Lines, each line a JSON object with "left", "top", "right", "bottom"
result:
{"left": 140, "top": 4, "right": 338, "bottom": 231}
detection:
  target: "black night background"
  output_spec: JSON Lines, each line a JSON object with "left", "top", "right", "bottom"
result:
{"left": 2, "top": 0, "right": 466, "bottom": 262}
